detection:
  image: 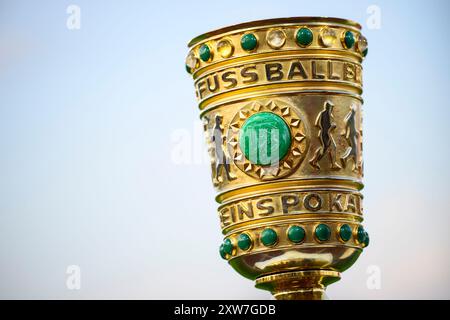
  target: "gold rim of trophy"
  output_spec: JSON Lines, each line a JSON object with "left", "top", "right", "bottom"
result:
{"left": 188, "top": 17, "right": 361, "bottom": 47}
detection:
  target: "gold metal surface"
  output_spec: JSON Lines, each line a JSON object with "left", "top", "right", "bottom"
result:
{"left": 185, "top": 17, "right": 369, "bottom": 300}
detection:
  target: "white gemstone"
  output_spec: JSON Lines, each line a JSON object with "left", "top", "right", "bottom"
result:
{"left": 320, "top": 28, "right": 337, "bottom": 47}
{"left": 267, "top": 29, "right": 286, "bottom": 49}
{"left": 357, "top": 35, "right": 368, "bottom": 54}
{"left": 217, "top": 39, "right": 234, "bottom": 58}
{"left": 186, "top": 52, "right": 198, "bottom": 70}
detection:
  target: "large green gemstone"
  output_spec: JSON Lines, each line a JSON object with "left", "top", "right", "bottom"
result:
{"left": 237, "top": 233, "right": 252, "bottom": 250}
{"left": 288, "top": 225, "right": 305, "bottom": 243}
{"left": 223, "top": 238, "right": 234, "bottom": 255}
{"left": 339, "top": 224, "right": 352, "bottom": 242}
{"left": 239, "top": 112, "right": 291, "bottom": 166}
{"left": 296, "top": 27, "right": 313, "bottom": 47}
{"left": 315, "top": 224, "right": 331, "bottom": 241}
{"left": 261, "top": 228, "right": 278, "bottom": 246}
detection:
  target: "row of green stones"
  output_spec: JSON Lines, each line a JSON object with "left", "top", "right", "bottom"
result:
{"left": 187, "top": 27, "right": 367, "bottom": 73}
{"left": 219, "top": 224, "right": 369, "bottom": 259}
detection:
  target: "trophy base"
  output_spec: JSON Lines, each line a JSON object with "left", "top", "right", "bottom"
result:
{"left": 255, "top": 270, "right": 340, "bottom": 300}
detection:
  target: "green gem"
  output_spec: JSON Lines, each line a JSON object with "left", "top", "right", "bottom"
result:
{"left": 261, "top": 228, "right": 278, "bottom": 246}
{"left": 296, "top": 27, "right": 313, "bottom": 47}
{"left": 288, "top": 225, "right": 305, "bottom": 243}
{"left": 339, "top": 224, "right": 352, "bottom": 242}
{"left": 223, "top": 238, "right": 234, "bottom": 255}
{"left": 363, "top": 231, "right": 370, "bottom": 247}
{"left": 185, "top": 64, "right": 191, "bottom": 74}
{"left": 362, "top": 48, "right": 368, "bottom": 57}
{"left": 237, "top": 233, "right": 252, "bottom": 250}
{"left": 344, "top": 31, "right": 355, "bottom": 49}
{"left": 199, "top": 44, "right": 211, "bottom": 62}
{"left": 240, "top": 33, "right": 258, "bottom": 51}
{"left": 219, "top": 244, "right": 227, "bottom": 259}
{"left": 239, "top": 112, "right": 291, "bottom": 166}
{"left": 315, "top": 224, "right": 331, "bottom": 241}
{"left": 357, "top": 225, "right": 366, "bottom": 243}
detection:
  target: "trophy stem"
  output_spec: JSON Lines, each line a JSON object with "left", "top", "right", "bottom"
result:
{"left": 255, "top": 270, "right": 341, "bottom": 300}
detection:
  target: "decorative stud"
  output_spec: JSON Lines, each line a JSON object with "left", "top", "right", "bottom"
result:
{"left": 319, "top": 27, "right": 337, "bottom": 47}
{"left": 296, "top": 27, "right": 313, "bottom": 47}
{"left": 363, "top": 231, "right": 370, "bottom": 247}
{"left": 241, "top": 33, "right": 258, "bottom": 51}
{"left": 237, "top": 233, "right": 252, "bottom": 250}
{"left": 219, "top": 244, "right": 227, "bottom": 259}
{"left": 357, "top": 35, "right": 368, "bottom": 57}
{"left": 185, "top": 52, "right": 198, "bottom": 73}
{"left": 342, "top": 30, "right": 355, "bottom": 49}
{"left": 217, "top": 39, "right": 234, "bottom": 58}
{"left": 267, "top": 29, "right": 286, "bottom": 49}
{"left": 357, "top": 225, "right": 366, "bottom": 244}
{"left": 223, "top": 238, "right": 234, "bottom": 255}
{"left": 339, "top": 224, "right": 352, "bottom": 242}
{"left": 315, "top": 224, "right": 331, "bottom": 242}
{"left": 199, "top": 44, "right": 212, "bottom": 62}
{"left": 261, "top": 228, "right": 278, "bottom": 246}
{"left": 287, "top": 225, "right": 305, "bottom": 243}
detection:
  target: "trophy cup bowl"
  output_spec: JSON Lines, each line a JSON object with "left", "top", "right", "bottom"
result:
{"left": 185, "top": 17, "right": 369, "bottom": 300}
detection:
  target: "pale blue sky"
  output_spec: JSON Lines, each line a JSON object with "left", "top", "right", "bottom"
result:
{"left": 0, "top": 0, "right": 449, "bottom": 299}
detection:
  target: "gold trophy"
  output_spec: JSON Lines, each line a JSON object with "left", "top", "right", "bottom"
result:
{"left": 185, "top": 17, "right": 369, "bottom": 300}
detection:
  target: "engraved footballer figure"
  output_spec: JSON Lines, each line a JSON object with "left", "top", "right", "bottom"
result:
{"left": 340, "top": 105, "right": 363, "bottom": 173}
{"left": 211, "top": 115, "right": 235, "bottom": 183}
{"left": 309, "top": 101, "right": 341, "bottom": 170}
